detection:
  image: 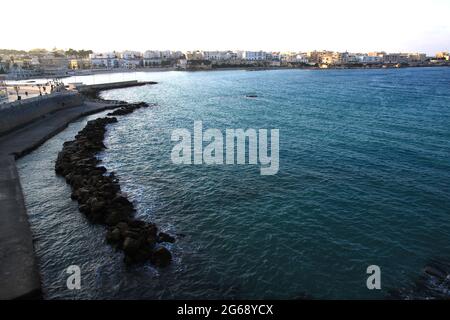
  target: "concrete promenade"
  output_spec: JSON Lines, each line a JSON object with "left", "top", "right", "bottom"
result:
{"left": 0, "top": 99, "right": 122, "bottom": 299}
{"left": 76, "top": 80, "right": 156, "bottom": 99}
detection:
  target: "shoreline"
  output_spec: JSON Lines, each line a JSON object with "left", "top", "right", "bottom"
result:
{"left": 0, "top": 102, "right": 124, "bottom": 300}
{"left": 5, "top": 64, "right": 450, "bottom": 83}
{"left": 0, "top": 81, "right": 157, "bottom": 299}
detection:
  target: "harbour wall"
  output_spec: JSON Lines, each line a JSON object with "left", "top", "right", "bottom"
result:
{"left": 76, "top": 80, "right": 156, "bottom": 99}
{"left": 0, "top": 92, "right": 84, "bottom": 136}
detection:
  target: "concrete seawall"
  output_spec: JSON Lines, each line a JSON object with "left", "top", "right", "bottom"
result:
{"left": 0, "top": 92, "right": 84, "bottom": 137}
{"left": 76, "top": 80, "right": 157, "bottom": 99}
{"left": 0, "top": 155, "right": 41, "bottom": 299}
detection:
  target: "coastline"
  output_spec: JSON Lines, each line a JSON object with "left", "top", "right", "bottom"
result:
{"left": 63, "top": 63, "right": 450, "bottom": 75}
{"left": 6, "top": 63, "right": 450, "bottom": 82}
{"left": 0, "top": 81, "right": 156, "bottom": 299}
{"left": 0, "top": 100, "right": 125, "bottom": 300}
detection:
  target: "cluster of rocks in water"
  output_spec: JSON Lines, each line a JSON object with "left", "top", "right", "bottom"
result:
{"left": 387, "top": 259, "right": 450, "bottom": 299}
{"left": 55, "top": 102, "right": 174, "bottom": 267}
{"left": 106, "top": 102, "right": 150, "bottom": 116}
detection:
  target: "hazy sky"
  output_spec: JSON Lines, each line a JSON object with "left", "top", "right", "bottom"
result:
{"left": 3, "top": 0, "right": 450, "bottom": 54}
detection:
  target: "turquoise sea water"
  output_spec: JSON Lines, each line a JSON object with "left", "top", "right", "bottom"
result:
{"left": 17, "top": 68, "right": 450, "bottom": 299}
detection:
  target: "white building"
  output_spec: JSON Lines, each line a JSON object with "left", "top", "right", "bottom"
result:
{"left": 383, "top": 53, "right": 410, "bottom": 64}
{"left": 242, "top": 51, "right": 268, "bottom": 61}
{"left": 346, "top": 54, "right": 359, "bottom": 63}
{"left": 143, "top": 50, "right": 160, "bottom": 59}
{"left": 121, "top": 51, "right": 142, "bottom": 60}
{"left": 267, "top": 52, "right": 281, "bottom": 61}
{"left": 143, "top": 50, "right": 184, "bottom": 66}
{"left": 30, "top": 57, "right": 40, "bottom": 67}
{"left": 202, "top": 51, "right": 237, "bottom": 61}
{"left": 170, "top": 51, "right": 184, "bottom": 60}
{"left": 407, "top": 53, "right": 427, "bottom": 63}
{"left": 90, "top": 52, "right": 119, "bottom": 68}
{"left": 120, "top": 51, "right": 143, "bottom": 68}
{"left": 355, "top": 54, "right": 382, "bottom": 63}
{"left": 121, "top": 60, "right": 141, "bottom": 68}
{"left": 143, "top": 50, "right": 162, "bottom": 66}
{"left": 295, "top": 54, "right": 308, "bottom": 63}
{"left": 202, "top": 51, "right": 225, "bottom": 61}
{"left": 281, "top": 52, "right": 308, "bottom": 63}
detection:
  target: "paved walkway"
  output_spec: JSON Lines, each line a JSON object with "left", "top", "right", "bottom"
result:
{"left": 0, "top": 100, "right": 121, "bottom": 299}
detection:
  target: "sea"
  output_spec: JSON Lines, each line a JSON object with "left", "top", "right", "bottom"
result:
{"left": 16, "top": 67, "right": 450, "bottom": 299}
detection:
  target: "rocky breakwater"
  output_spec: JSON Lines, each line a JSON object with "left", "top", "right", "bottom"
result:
{"left": 55, "top": 102, "right": 174, "bottom": 267}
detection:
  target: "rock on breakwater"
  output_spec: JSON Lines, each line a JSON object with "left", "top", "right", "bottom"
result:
{"left": 386, "top": 259, "right": 450, "bottom": 299}
{"left": 107, "top": 102, "right": 150, "bottom": 116}
{"left": 55, "top": 102, "right": 174, "bottom": 267}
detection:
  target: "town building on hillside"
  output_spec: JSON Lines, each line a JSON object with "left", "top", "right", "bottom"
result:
{"left": 177, "top": 50, "right": 212, "bottom": 70}
{"left": 266, "top": 52, "right": 280, "bottom": 61}
{"left": 38, "top": 53, "right": 69, "bottom": 75}
{"left": 143, "top": 50, "right": 162, "bottom": 66}
{"left": 143, "top": 50, "right": 184, "bottom": 67}
{"left": 382, "top": 53, "right": 410, "bottom": 64}
{"left": 307, "top": 51, "right": 334, "bottom": 64}
{"left": 320, "top": 52, "right": 344, "bottom": 65}
{"left": 202, "top": 51, "right": 237, "bottom": 61}
{"left": 176, "top": 58, "right": 212, "bottom": 70}
{"left": 436, "top": 51, "right": 449, "bottom": 60}
{"left": 185, "top": 51, "right": 205, "bottom": 60}
{"left": 90, "top": 52, "right": 120, "bottom": 69}
{"left": 281, "top": 52, "right": 309, "bottom": 64}
{"left": 0, "top": 75, "right": 8, "bottom": 104}
{"left": 0, "top": 60, "right": 7, "bottom": 73}
{"left": 121, "top": 51, "right": 142, "bottom": 60}
{"left": 120, "top": 51, "right": 143, "bottom": 69}
{"left": 355, "top": 54, "right": 382, "bottom": 64}
{"left": 242, "top": 51, "right": 268, "bottom": 61}
{"left": 407, "top": 53, "right": 427, "bottom": 62}
{"left": 170, "top": 51, "right": 184, "bottom": 60}
{"left": 368, "top": 51, "right": 386, "bottom": 58}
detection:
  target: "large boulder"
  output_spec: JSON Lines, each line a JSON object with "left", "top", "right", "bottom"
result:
{"left": 158, "top": 232, "right": 175, "bottom": 243}
{"left": 123, "top": 237, "right": 140, "bottom": 255}
{"left": 151, "top": 247, "right": 172, "bottom": 267}
{"left": 105, "top": 211, "right": 130, "bottom": 226}
{"left": 106, "top": 227, "right": 121, "bottom": 244}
